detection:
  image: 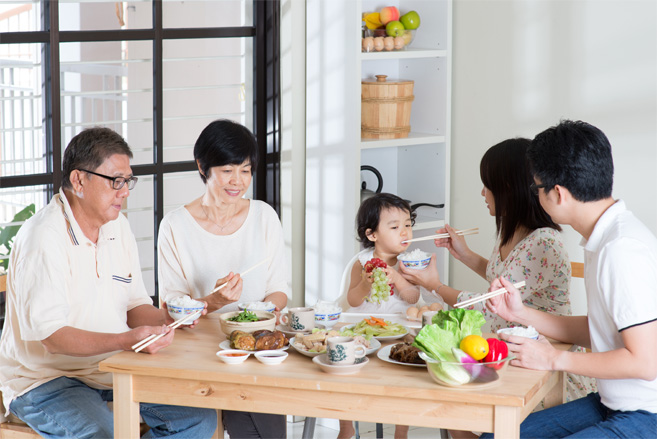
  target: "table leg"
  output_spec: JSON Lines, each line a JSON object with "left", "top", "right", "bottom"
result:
{"left": 543, "top": 371, "right": 566, "bottom": 409}
{"left": 493, "top": 405, "right": 521, "bottom": 439}
{"left": 113, "top": 373, "right": 140, "bottom": 439}
{"left": 301, "top": 417, "right": 316, "bottom": 439}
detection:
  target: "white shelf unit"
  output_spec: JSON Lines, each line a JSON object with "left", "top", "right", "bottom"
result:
{"left": 357, "top": 0, "right": 452, "bottom": 273}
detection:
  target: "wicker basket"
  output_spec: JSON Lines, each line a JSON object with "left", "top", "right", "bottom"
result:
{"left": 361, "top": 75, "right": 414, "bottom": 139}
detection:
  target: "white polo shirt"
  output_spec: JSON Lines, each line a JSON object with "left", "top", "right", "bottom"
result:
{"left": 583, "top": 200, "right": 657, "bottom": 413}
{"left": 0, "top": 188, "right": 153, "bottom": 414}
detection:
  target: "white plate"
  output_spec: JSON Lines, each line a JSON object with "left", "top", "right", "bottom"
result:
{"left": 289, "top": 337, "right": 381, "bottom": 358}
{"left": 340, "top": 324, "right": 409, "bottom": 341}
{"left": 312, "top": 354, "right": 369, "bottom": 375}
{"left": 276, "top": 324, "right": 312, "bottom": 338}
{"left": 376, "top": 344, "right": 426, "bottom": 368}
{"left": 219, "top": 340, "right": 289, "bottom": 352}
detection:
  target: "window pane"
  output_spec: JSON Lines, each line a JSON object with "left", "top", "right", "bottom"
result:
{"left": 163, "top": 38, "right": 253, "bottom": 162}
{"left": 163, "top": 0, "right": 252, "bottom": 28}
{"left": 59, "top": 1, "right": 152, "bottom": 31}
{"left": 163, "top": 171, "right": 204, "bottom": 215}
{"left": 124, "top": 174, "right": 155, "bottom": 296}
{"left": 0, "top": 185, "right": 49, "bottom": 270}
{"left": 0, "top": 2, "right": 42, "bottom": 32}
{"left": 0, "top": 43, "right": 46, "bottom": 178}
{"left": 59, "top": 41, "right": 154, "bottom": 165}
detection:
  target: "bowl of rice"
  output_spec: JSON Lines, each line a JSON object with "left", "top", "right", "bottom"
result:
{"left": 314, "top": 301, "right": 342, "bottom": 328}
{"left": 238, "top": 301, "right": 276, "bottom": 313}
{"left": 166, "top": 296, "right": 205, "bottom": 321}
{"left": 497, "top": 326, "right": 539, "bottom": 340}
{"left": 398, "top": 249, "right": 431, "bottom": 270}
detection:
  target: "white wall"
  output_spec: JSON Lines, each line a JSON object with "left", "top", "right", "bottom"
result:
{"left": 450, "top": 0, "right": 657, "bottom": 315}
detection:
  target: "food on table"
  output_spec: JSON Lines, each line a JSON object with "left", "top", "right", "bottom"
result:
{"left": 459, "top": 334, "right": 489, "bottom": 361}
{"left": 483, "top": 338, "right": 509, "bottom": 370}
{"left": 341, "top": 316, "right": 406, "bottom": 338}
{"left": 397, "top": 249, "right": 429, "bottom": 261}
{"left": 364, "top": 258, "right": 393, "bottom": 304}
{"left": 241, "top": 301, "right": 275, "bottom": 311}
{"left": 405, "top": 302, "right": 442, "bottom": 320}
{"left": 229, "top": 329, "right": 288, "bottom": 351}
{"left": 406, "top": 306, "right": 419, "bottom": 319}
{"left": 389, "top": 342, "right": 425, "bottom": 364}
{"left": 228, "top": 310, "right": 263, "bottom": 322}
{"left": 293, "top": 328, "right": 370, "bottom": 354}
{"left": 230, "top": 330, "right": 256, "bottom": 351}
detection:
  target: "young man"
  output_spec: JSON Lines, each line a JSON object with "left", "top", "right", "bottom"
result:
{"left": 0, "top": 128, "right": 217, "bottom": 438}
{"left": 483, "top": 120, "right": 657, "bottom": 438}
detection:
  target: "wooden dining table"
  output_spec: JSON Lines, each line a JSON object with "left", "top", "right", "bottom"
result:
{"left": 99, "top": 314, "right": 568, "bottom": 439}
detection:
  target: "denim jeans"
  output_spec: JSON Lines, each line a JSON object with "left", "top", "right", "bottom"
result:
{"left": 10, "top": 376, "right": 217, "bottom": 439}
{"left": 480, "top": 393, "right": 657, "bottom": 439}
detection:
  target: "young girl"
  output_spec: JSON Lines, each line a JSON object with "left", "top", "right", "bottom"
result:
{"left": 339, "top": 193, "right": 420, "bottom": 439}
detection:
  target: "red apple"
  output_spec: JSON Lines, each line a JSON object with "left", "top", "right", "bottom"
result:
{"left": 379, "top": 6, "right": 400, "bottom": 25}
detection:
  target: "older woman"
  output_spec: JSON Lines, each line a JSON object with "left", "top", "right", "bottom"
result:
{"left": 158, "top": 119, "right": 290, "bottom": 438}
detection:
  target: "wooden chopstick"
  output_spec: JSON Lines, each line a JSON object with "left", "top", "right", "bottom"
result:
{"left": 210, "top": 258, "right": 269, "bottom": 294}
{"left": 402, "top": 227, "right": 479, "bottom": 244}
{"left": 133, "top": 310, "right": 201, "bottom": 353}
{"left": 453, "top": 281, "right": 526, "bottom": 309}
{"left": 131, "top": 315, "right": 184, "bottom": 350}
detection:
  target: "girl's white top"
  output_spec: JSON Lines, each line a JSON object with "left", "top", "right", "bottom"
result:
{"left": 158, "top": 201, "right": 291, "bottom": 313}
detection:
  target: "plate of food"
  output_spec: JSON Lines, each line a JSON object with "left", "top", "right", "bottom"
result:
{"left": 340, "top": 317, "right": 408, "bottom": 340}
{"left": 276, "top": 324, "right": 312, "bottom": 338}
{"left": 376, "top": 342, "right": 426, "bottom": 367}
{"left": 290, "top": 330, "right": 381, "bottom": 358}
{"left": 220, "top": 329, "right": 289, "bottom": 352}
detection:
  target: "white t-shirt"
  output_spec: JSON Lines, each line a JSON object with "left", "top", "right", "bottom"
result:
{"left": 0, "top": 189, "right": 153, "bottom": 414}
{"left": 158, "top": 201, "right": 291, "bottom": 312}
{"left": 583, "top": 200, "right": 657, "bottom": 413}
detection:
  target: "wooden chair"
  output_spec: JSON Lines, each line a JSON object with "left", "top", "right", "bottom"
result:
{"left": 571, "top": 262, "right": 584, "bottom": 279}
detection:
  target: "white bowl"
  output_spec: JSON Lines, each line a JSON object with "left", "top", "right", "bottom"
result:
{"left": 497, "top": 326, "right": 539, "bottom": 340}
{"left": 254, "top": 351, "right": 288, "bottom": 365}
{"left": 166, "top": 301, "right": 204, "bottom": 322}
{"left": 218, "top": 310, "right": 277, "bottom": 336}
{"left": 238, "top": 302, "right": 276, "bottom": 313}
{"left": 216, "top": 349, "right": 250, "bottom": 364}
{"left": 314, "top": 308, "right": 342, "bottom": 328}
{"left": 399, "top": 257, "right": 431, "bottom": 270}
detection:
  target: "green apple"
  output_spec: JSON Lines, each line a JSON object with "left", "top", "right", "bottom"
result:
{"left": 400, "top": 11, "right": 420, "bottom": 30}
{"left": 385, "top": 20, "right": 405, "bottom": 37}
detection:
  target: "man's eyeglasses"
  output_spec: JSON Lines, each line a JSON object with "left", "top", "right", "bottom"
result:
{"left": 78, "top": 169, "right": 138, "bottom": 190}
{"left": 530, "top": 182, "right": 548, "bottom": 196}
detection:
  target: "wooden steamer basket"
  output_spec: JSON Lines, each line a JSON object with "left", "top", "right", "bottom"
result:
{"left": 361, "top": 75, "right": 414, "bottom": 139}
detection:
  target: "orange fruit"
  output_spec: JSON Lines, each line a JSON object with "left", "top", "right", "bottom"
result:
{"left": 459, "top": 335, "right": 489, "bottom": 360}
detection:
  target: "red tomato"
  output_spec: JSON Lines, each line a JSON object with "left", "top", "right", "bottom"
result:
{"left": 483, "top": 338, "right": 509, "bottom": 370}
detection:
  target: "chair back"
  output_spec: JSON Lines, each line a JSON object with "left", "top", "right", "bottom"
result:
{"left": 336, "top": 250, "right": 368, "bottom": 311}
{"left": 571, "top": 262, "right": 584, "bottom": 279}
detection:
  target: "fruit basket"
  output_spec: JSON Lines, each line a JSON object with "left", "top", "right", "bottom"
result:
{"left": 361, "top": 7, "right": 420, "bottom": 53}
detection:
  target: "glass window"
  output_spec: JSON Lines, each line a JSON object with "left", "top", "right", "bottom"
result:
{"left": 60, "top": 40, "right": 154, "bottom": 165}
{"left": 59, "top": 1, "right": 152, "bottom": 31}
{"left": 0, "top": 2, "right": 42, "bottom": 33}
{"left": 163, "top": 0, "right": 252, "bottom": 28}
{"left": 0, "top": 42, "right": 45, "bottom": 177}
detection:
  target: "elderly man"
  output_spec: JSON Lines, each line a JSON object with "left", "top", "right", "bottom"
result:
{"left": 0, "top": 128, "right": 217, "bottom": 438}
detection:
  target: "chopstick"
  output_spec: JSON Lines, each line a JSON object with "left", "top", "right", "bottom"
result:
{"left": 133, "top": 310, "right": 201, "bottom": 353}
{"left": 210, "top": 258, "right": 269, "bottom": 294}
{"left": 453, "top": 281, "right": 526, "bottom": 309}
{"left": 402, "top": 227, "right": 479, "bottom": 244}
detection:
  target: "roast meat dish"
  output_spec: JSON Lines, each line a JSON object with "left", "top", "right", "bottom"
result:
{"left": 229, "top": 329, "right": 289, "bottom": 351}
{"left": 389, "top": 342, "right": 425, "bottom": 365}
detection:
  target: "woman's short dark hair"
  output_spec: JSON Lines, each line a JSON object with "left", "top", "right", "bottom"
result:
{"left": 356, "top": 193, "right": 416, "bottom": 249}
{"left": 62, "top": 127, "right": 132, "bottom": 189}
{"left": 528, "top": 120, "right": 614, "bottom": 202}
{"left": 480, "top": 138, "right": 560, "bottom": 247}
{"left": 193, "top": 119, "right": 258, "bottom": 183}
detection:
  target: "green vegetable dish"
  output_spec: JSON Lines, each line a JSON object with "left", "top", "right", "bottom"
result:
{"left": 228, "top": 310, "right": 260, "bottom": 322}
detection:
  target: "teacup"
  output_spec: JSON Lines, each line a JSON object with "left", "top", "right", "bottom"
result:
{"left": 280, "top": 307, "right": 315, "bottom": 332}
{"left": 326, "top": 336, "right": 366, "bottom": 365}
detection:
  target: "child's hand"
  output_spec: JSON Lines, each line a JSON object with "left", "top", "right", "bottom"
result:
{"left": 383, "top": 266, "right": 402, "bottom": 286}
{"left": 361, "top": 268, "right": 375, "bottom": 284}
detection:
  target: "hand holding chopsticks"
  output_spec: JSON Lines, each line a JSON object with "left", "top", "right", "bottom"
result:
{"left": 210, "top": 258, "right": 269, "bottom": 294}
{"left": 402, "top": 227, "right": 479, "bottom": 244}
{"left": 453, "top": 281, "right": 526, "bottom": 309}
{"left": 132, "top": 310, "right": 202, "bottom": 353}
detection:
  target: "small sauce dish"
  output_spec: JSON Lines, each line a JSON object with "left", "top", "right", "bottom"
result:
{"left": 216, "top": 349, "right": 251, "bottom": 364}
{"left": 254, "top": 351, "right": 288, "bottom": 365}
